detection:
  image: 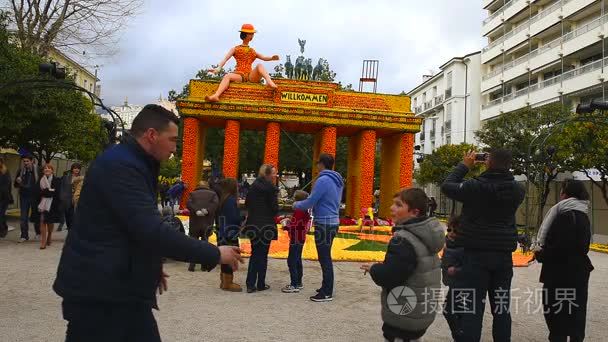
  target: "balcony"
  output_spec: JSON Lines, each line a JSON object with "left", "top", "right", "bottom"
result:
{"left": 434, "top": 94, "right": 444, "bottom": 106}
{"left": 481, "top": 56, "right": 608, "bottom": 116}
{"left": 424, "top": 101, "right": 433, "bottom": 111}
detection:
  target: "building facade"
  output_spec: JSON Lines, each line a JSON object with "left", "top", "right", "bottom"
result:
{"left": 409, "top": 51, "right": 482, "bottom": 155}
{"left": 48, "top": 47, "right": 100, "bottom": 97}
{"left": 481, "top": 0, "right": 607, "bottom": 119}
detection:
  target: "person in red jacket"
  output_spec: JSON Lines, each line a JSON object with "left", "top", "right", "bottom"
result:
{"left": 282, "top": 190, "right": 311, "bottom": 293}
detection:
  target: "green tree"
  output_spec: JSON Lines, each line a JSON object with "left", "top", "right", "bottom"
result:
{"left": 475, "top": 103, "right": 572, "bottom": 229}
{"left": 414, "top": 143, "right": 481, "bottom": 186}
{"left": 0, "top": 11, "right": 106, "bottom": 164}
{"left": 558, "top": 114, "right": 608, "bottom": 206}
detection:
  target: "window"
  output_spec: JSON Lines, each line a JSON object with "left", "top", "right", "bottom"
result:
{"left": 445, "top": 103, "right": 453, "bottom": 122}
{"left": 422, "top": 92, "right": 427, "bottom": 102}
{"left": 432, "top": 86, "right": 437, "bottom": 97}
{"left": 446, "top": 135, "right": 451, "bottom": 145}
{"left": 446, "top": 72, "right": 453, "bottom": 89}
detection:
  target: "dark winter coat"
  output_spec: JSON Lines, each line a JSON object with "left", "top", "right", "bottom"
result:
{"left": 53, "top": 135, "right": 220, "bottom": 307}
{"left": 536, "top": 210, "right": 594, "bottom": 285}
{"left": 38, "top": 176, "right": 62, "bottom": 223}
{"left": 60, "top": 174, "right": 74, "bottom": 207}
{"left": 441, "top": 163, "right": 525, "bottom": 252}
{"left": 441, "top": 238, "right": 465, "bottom": 287}
{"left": 0, "top": 170, "right": 12, "bottom": 206}
{"left": 243, "top": 177, "right": 279, "bottom": 241}
{"left": 217, "top": 195, "right": 242, "bottom": 242}
{"left": 186, "top": 185, "right": 219, "bottom": 238}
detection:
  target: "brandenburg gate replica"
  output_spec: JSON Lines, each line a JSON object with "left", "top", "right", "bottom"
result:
{"left": 176, "top": 79, "right": 422, "bottom": 219}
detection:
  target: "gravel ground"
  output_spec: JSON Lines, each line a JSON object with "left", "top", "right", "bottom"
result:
{"left": 1, "top": 224, "right": 607, "bottom": 342}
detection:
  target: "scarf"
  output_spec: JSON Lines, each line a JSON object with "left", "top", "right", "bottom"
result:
{"left": 38, "top": 175, "right": 54, "bottom": 213}
{"left": 534, "top": 197, "right": 589, "bottom": 250}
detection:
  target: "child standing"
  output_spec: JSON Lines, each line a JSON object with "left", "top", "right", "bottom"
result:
{"left": 282, "top": 190, "right": 311, "bottom": 293}
{"left": 361, "top": 188, "right": 445, "bottom": 342}
{"left": 441, "top": 215, "right": 465, "bottom": 340}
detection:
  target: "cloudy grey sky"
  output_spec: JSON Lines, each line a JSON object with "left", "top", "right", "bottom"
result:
{"left": 98, "top": 0, "right": 485, "bottom": 106}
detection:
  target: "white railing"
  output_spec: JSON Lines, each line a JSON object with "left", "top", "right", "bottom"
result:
{"left": 483, "top": 0, "right": 516, "bottom": 25}
{"left": 482, "top": 67, "right": 503, "bottom": 80}
{"left": 484, "top": 56, "right": 608, "bottom": 109}
{"left": 482, "top": 0, "right": 570, "bottom": 53}
{"left": 563, "top": 14, "right": 606, "bottom": 42}
{"left": 529, "top": 0, "right": 565, "bottom": 27}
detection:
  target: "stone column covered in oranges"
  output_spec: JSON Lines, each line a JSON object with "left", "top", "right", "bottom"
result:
{"left": 180, "top": 117, "right": 206, "bottom": 208}
{"left": 263, "top": 122, "right": 281, "bottom": 169}
{"left": 378, "top": 133, "right": 415, "bottom": 218}
{"left": 223, "top": 120, "right": 241, "bottom": 178}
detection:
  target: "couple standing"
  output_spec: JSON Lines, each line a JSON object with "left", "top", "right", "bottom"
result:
{"left": 244, "top": 153, "right": 343, "bottom": 302}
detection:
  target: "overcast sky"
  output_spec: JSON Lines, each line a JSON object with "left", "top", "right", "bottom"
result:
{"left": 97, "top": 0, "right": 485, "bottom": 106}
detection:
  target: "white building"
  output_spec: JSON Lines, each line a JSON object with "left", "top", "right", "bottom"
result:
{"left": 104, "top": 96, "right": 179, "bottom": 130}
{"left": 409, "top": 51, "right": 482, "bottom": 155}
{"left": 481, "top": 0, "right": 607, "bottom": 120}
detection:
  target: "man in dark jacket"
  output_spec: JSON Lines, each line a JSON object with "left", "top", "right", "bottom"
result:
{"left": 244, "top": 164, "right": 279, "bottom": 293}
{"left": 53, "top": 105, "right": 243, "bottom": 342}
{"left": 441, "top": 149, "right": 525, "bottom": 342}
{"left": 14, "top": 154, "right": 41, "bottom": 242}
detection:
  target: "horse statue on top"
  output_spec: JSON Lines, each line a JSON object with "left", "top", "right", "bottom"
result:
{"left": 285, "top": 55, "right": 294, "bottom": 79}
{"left": 312, "top": 58, "right": 324, "bottom": 81}
{"left": 294, "top": 56, "right": 305, "bottom": 80}
{"left": 304, "top": 58, "right": 313, "bottom": 80}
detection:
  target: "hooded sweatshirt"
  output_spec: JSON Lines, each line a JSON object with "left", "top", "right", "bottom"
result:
{"left": 293, "top": 170, "right": 344, "bottom": 226}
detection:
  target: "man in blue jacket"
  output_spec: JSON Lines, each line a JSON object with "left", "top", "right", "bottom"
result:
{"left": 294, "top": 153, "right": 344, "bottom": 302}
{"left": 53, "top": 105, "right": 243, "bottom": 342}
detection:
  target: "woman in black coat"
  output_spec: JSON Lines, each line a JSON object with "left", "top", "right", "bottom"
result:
{"left": 38, "top": 164, "right": 62, "bottom": 249}
{"left": 243, "top": 164, "right": 278, "bottom": 293}
{"left": 535, "top": 179, "right": 593, "bottom": 342}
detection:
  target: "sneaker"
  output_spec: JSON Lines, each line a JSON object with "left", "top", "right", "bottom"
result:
{"left": 296, "top": 284, "right": 304, "bottom": 290}
{"left": 18, "top": 238, "right": 28, "bottom": 243}
{"left": 34, "top": 235, "right": 41, "bottom": 241}
{"left": 310, "top": 293, "right": 333, "bottom": 302}
{"left": 281, "top": 285, "right": 300, "bottom": 293}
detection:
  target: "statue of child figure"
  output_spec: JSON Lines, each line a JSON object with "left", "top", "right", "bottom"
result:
{"left": 206, "top": 24, "right": 280, "bottom": 102}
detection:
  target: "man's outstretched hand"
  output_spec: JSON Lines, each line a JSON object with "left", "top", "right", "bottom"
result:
{"left": 219, "top": 246, "right": 244, "bottom": 271}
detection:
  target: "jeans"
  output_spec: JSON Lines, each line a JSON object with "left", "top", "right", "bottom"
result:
{"left": 19, "top": 193, "right": 40, "bottom": 239}
{"left": 451, "top": 250, "right": 513, "bottom": 342}
{"left": 246, "top": 238, "right": 271, "bottom": 289}
{"left": 287, "top": 241, "right": 304, "bottom": 287}
{"left": 62, "top": 301, "right": 160, "bottom": 342}
{"left": 314, "top": 224, "right": 338, "bottom": 296}
{"left": 0, "top": 201, "right": 8, "bottom": 237}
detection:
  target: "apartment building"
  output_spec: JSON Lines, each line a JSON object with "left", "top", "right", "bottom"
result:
{"left": 481, "top": 0, "right": 607, "bottom": 119}
{"left": 409, "top": 52, "right": 482, "bottom": 155}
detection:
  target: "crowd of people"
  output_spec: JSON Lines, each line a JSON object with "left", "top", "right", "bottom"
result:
{"left": 0, "top": 104, "right": 595, "bottom": 342}
{"left": 0, "top": 155, "right": 83, "bottom": 247}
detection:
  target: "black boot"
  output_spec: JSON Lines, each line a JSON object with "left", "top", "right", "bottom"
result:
{"left": 188, "top": 263, "right": 195, "bottom": 272}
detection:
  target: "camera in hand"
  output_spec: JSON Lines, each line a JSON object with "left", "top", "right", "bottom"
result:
{"left": 475, "top": 153, "right": 488, "bottom": 161}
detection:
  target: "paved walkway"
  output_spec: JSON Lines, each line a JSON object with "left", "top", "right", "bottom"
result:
{"left": 1, "top": 223, "right": 607, "bottom": 341}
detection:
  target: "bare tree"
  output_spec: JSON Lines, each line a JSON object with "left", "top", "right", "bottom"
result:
{"left": 8, "top": 0, "right": 141, "bottom": 58}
